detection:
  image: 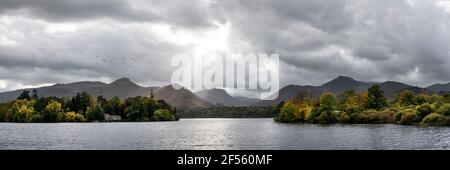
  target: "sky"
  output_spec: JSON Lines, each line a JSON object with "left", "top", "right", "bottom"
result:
{"left": 1, "top": 0, "right": 450, "bottom": 95}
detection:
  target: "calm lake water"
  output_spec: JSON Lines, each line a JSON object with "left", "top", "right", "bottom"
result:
{"left": 1, "top": 118, "right": 450, "bottom": 150}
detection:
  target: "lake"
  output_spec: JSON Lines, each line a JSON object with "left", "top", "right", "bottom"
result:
{"left": 1, "top": 118, "right": 450, "bottom": 150}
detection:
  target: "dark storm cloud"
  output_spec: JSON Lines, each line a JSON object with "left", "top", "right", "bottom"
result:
{"left": 0, "top": 0, "right": 450, "bottom": 93}
{"left": 268, "top": 0, "right": 354, "bottom": 32}
{"left": 0, "top": 0, "right": 154, "bottom": 21}
{"left": 0, "top": 0, "right": 216, "bottom": 27}
{"left": 214, "top": 0, "right": 450, "bottom": 86}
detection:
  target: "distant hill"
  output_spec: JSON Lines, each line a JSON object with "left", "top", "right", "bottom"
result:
{"left": 378, "top": 81, "right": 426, "bottom": 97}
{"left": 0, "top": 78, "right": 154, "bottom": 102}
{"left": 253, "top": 85, "right": 317, "bottom": 106}
{"left": 254, "top": 76, "right": 427, "bottom": 106}
{"left": 428, "top": 83, "right": 450, "bottom": 93}
{"left": 233, "top": 96, "right": 260, "bottom": 106}
{"left": 321, "top": 76, "right": 374, "bottom": 94}
{"left": 0, "top": 78, "right": 212, "bottom": 111}
{"left": 195, "top": 88, "right": 237, "bottom": 106}
{"left": 0, "top": 81, "right": 106, "bottom": 102}
{"left": 195, "top": 88, "right": 259, "bottom": 106}
{"left": 154, "top": 85, "right": 213, "bottom": 110}
{"left": 88, "top": 78, "right": 157, "bottom": 99}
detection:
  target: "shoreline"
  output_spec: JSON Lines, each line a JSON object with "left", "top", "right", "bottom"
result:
{"left": 1, "top": 117, "right": 450, "bottom": 127}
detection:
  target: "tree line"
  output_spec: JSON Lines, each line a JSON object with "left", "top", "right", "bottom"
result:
{"left": 0, "top": 90, "right": 178, "bottom": 122}
{"left": 181, "top": 106, "right": 276, "bottom": 118}
{"left": 275, "top": 85, "right": 450, "bottom": 126}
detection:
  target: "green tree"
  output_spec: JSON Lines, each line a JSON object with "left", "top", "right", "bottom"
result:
{"left": 294, "top": 98, "right": 312, "bottom": 122}
{"left": 336, "top": 111, "right": 350, "bottom": 123}
{"left": 97, "top": 95, "right": 113, "bottom": 114}
{"left": 436, "top": 104, "right": 450, "bottom": 116}
{"left": 0, "top": 103, "right": 6, "bottom": 122}
{"left": 318, "top": 110, "right": 336, "bottom": 124}
{"left": 10, "top": 100, "right": 35, "bottom": 122}
{"left": 276, "top": 100, "right": 296, "bottom": 123}
{"left": 415, "top": 103, "right": 433, "bottom": 119}
{"left": 43, "top": 100, "right": 64, "bottom": 122}
{"left": 319, "top": 92, "right": 337, "bottom": 111}
{"left": 339, "top": 90, "right": 355, "bottom": 105}
{"left": 395, "top": 90, "right": 416, "bottom": 107}
{"left": 69, "top": 92, "right": 91, "bottom": 114}
{"left": 399, "top": 112, "right": 420, "bottom": 125}
{"left": 151, "top": 109, "right": 175, "bottom": 121}
{"left": 157, "top": 99, "right": 174, "bottom": 115}
{"left": 305, "top": 93, "right": 337, "bottom": 123}
{"left": 19, "top": 104, "right": 35, "bottom": 123}
{"left": 31, "top": 89, "right": 39, "bottom": 99}
{"left": 414, "top": 94, "right": 429, "bottom": 105}
{"left": 124, "top": 97, "right": 149, "bottom": 121}
{"left": 109, "top": 96, "right": 124, "bottom": 116}
{"left": 86, "top": 104, "right": 104, "bottom": 122}
{"left": 443, "top": 93, "right": 450, "bottom": 103}
{"left": 17, "top": 90, "right": 31, "bottom": 100}
{"left": 422, "top": 113, "right": 449, "bottom": 126}
{"left": 340, "top": 92, "right": 367, "bottom": 115}
{"left": 34, "top": 96, "right": 64, "bottom": 114}
{"left": 366, "top": 85, "right": 388, "bottom": 110}
{"left": 273, "top": 101, "right": 285, "bottom": 116}
{"left": 58, "top": 111, "right": 86, "bottom": 122}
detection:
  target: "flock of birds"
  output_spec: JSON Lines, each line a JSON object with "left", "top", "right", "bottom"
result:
{"left": 96, "top": 55, "right": 152, "bottom": 64}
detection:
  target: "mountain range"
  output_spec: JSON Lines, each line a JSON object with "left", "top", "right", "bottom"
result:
{"left": 195, "top": 88, "right": 259, "bottom": 106}
{"left": 253, "top": 76, "right": 431, "bottom": 106}
{"left": 0, "top": 78, "right": 211, "bottom": 111}
{"left": 0, "top": 76, "right": 449, "bottom": 109}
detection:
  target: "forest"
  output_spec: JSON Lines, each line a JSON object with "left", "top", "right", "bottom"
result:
{"left": 275, "top": 85, "right": 450, "bottom": 126}
{"left": 0, "top": 90, "right": 178, "bottom": 122}
{"left": 3, "top": 84, "right": 450, "bottom": 125}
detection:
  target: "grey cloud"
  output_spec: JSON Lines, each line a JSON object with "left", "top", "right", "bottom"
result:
{"left": 0, "top": 0, "right": 216, "bottom": 28}
{"left": 268, "top": 0, "right": 354, "bottom": 32}
{"left": 0, "top": 17, "right": 188, "bottom": 90}
{"left": 0, "top": 0, "right": 155, "bottom": 21}
{"left": 215, "top": 0, "right": 450, "bottom": 87}
{"left": 1, "top": 0, "right": 450, "bottom": 93}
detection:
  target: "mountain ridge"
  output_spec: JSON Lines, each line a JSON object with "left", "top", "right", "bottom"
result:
{"left": 1, "top": 76, "right": 449, "bottom": 108}
{"left": 428, "top": 82, "right": 450, "bottom": 92}
{"left": 0, "top": 78, "right": 212, "bottom": 111}
{"left": 253, "top": 75, "right": 429, "bottom": 106}
{"left": 195, "top": 88, "right": 259, "bottom": 106}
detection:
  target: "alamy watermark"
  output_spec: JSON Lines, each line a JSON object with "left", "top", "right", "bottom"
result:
{"left": 171, "top": 53, "right": 279, "bottom": 100}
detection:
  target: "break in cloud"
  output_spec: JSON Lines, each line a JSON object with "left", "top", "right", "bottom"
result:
{"left": 0, "top": 0, "right": 450, "bottom": 95}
